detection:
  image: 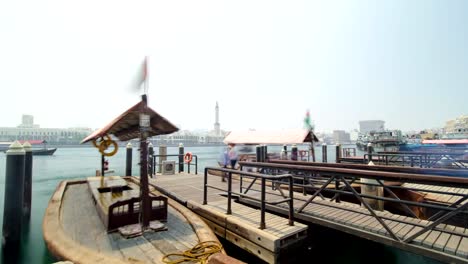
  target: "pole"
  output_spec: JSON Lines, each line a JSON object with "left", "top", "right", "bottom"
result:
{"left": 291, "top": 144, "right": 298, "bottom": 161}
{"left": 148, "top": 142, "right": 154, "bottom": 177}
{"left": 23, "top": 141, "right": 33, "bottom": 221}
{"left": 179, "top": 143, "right": 184, "bottom": 172}
{"left": 2, "top": 141, "right": 25, "bottom": 255}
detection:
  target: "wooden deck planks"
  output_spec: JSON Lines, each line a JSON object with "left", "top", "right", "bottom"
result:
{"left": 152, "top": 172, "right": 468, "bottom": 263}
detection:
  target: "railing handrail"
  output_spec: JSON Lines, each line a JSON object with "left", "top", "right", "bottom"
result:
{"left": 152, "top": 153, "right": 198, "bottom": 174}
{"left": 239, "top": 161, "right": 468, "bottom": 187}
{"left": 203, "top": 167, "right": 295, "bottom": 229}
{"left": 267, "top": 159, "right": 468, "bottom": 177}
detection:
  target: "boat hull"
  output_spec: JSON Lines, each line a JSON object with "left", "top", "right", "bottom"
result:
{"left": 43, "top": 177, "right": 223, "bottom": 264}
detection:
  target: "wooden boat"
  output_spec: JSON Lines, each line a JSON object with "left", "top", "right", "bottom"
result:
{"left": 43, "top": 94, "right": 232, "bottom": 264}
{"left": 1, "top": 140, "right": 57, "bottom": 155}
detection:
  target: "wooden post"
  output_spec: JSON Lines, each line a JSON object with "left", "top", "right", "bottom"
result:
{"left": 125, "top": 142, "right": 132, "bottom": 176}
{"left": 2, "top": 141, "right": 25, "bottom": 254}
{"left": 23, "top": 141, "right": 32, "bottom": 221}
{"left": 100, "top": 154, "right": 105, "bottom": 177}
{"left": 178, "top": 143, "right": 184, "bottom": 172}
{"left": 283, "top": 145, "right": 287, "bottom": 159}
{"left": 322, "top": 143, "right": 327, "bottom": 163}
{"left": 335, "top": 144, "right": 341, "bottom": 163}
{"left": 158, "top": 145, "right": 167, "bottom": 173}
{"left": 263, "top": 145, "right": 268, "bottom": 161}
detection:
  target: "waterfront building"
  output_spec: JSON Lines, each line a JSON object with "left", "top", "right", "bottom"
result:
{"left": 0, "top": 115, "right": 93, "bottom": 144}
{"left": 332, "top": 130, "right": 351, "bottom": 144}
{"left": 444, "top": 115, "right": 468, "bottom": 137}
{"left": 359, "top": 120, "right": 385, "bottom": 133}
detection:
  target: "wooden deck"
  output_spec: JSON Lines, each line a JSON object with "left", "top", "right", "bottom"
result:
{"left": 43, "top": 179, "right": 223, "bottom": 264}
{"left": 148, "top": 172, "right": 468, "bottom": 264}
{"left": 148, "top": 173, "right": 308, "bottom": 264}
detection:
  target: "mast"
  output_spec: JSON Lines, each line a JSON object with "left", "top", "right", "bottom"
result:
{"left": 139, "top": 94, "right": 151, "bottom": 228}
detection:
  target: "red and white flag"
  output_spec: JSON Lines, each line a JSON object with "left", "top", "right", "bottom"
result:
{"left": 130, "top": 56, "right": 149, "bottom": 93}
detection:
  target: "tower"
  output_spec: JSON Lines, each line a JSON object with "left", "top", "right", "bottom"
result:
{"left": 214, "top": 102, "right": 220, "bottom": 136}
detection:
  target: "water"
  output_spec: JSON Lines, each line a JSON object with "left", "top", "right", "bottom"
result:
{"left": 0, "top": 145, "right": 443, "bottom": 264}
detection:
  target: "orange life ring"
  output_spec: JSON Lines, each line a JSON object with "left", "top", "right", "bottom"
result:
{"left": 299, "top": 150, "right": 307, "bottom": 157}
{"left": 184, "top": 152, "right": 193, "bottom": 163}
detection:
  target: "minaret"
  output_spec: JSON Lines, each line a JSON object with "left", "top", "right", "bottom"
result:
{"left": 214, "top": 102, "right": 220, "bottom": 136}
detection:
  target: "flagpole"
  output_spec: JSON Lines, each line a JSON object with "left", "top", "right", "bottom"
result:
{"left": 144, "top": 56, "right": 149, "bottom": 95}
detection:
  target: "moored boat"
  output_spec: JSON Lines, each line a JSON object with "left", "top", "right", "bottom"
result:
{"left": 42, "top": 93, "right": 233, "bottom": 264}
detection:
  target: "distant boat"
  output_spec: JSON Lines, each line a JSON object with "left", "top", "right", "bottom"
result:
{"left": 1, "top": 140, "right": 57, "bottom": 155}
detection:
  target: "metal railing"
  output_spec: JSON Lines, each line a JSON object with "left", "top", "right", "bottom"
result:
{"left": 203, "top": 167, "right": 295, "bottom": 229}
{"left": 238, "top": 161, "right": 468, "bottom": 244}
{"left": 151, "top": 154, "right": 198, "bottom": 175}
{"left": 363, "top": 152, "right": 467, "bottom": 169}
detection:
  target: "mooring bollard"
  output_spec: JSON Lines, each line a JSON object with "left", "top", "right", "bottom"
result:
{"left": 23, "top": 141, "right": 32, "bottom": 221}
{"left": 179, "top": 143, "right": 184, "bottom": 172}
{"left": 256, "top": 145, "right": 261, "bottom": 162}
{"left": 322, "top": 143, "right": 327, "bottom": 163}
{"left": 125, "top": 142, "right": 132, "bottom": 176}
{"left": 291, "top": 144, "right": 298, "bottom": 161}
{"left": 158, "top": 145, "right": 167, "bottom": 173}
{"left": 361, "top": 143, "right": 384, "bottom": 210}
{"left": 335, "top": 144, "right": 341, "bottom": 163}
{"left": 2, "top": 141, "right": 25, "bottom": 253}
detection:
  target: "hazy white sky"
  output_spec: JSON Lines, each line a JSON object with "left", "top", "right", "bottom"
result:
{"left": 0, "top": 0, "right": 467, "bottom": 133}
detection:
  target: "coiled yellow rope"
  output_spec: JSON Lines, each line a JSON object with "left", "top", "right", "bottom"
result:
{"left": 162, "top": 241, "right": 223, "bottom": 264}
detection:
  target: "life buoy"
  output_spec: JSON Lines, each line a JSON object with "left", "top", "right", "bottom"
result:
{"left": 184, "top": 152, "right": 193, "bottom": 163}
{"left": 92, "top": 134, "right": 118, "bottom": 157}
{"left": 299, "top": 150, "right": 307, "bottom": 157}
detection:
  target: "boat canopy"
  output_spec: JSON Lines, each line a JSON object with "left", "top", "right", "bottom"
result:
{"left": 223, "top": 129, "right": 319, "bottom": 145}
{"left": 81, "top": 99, "right": 179, "bottom": 143}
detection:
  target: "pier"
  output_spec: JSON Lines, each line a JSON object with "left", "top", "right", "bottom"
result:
{"left": 148, "top": 159, "right": 468, "bottom": 264}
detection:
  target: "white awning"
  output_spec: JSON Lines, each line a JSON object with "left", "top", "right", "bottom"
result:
{"left": 223, "top": 129, "right": 319, "bottom": 145}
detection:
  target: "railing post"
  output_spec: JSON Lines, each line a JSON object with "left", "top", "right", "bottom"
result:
{"left": 227, "top": 172, "right": 232, "bottom": 215}
{"left": 288, "top": 176, "right": 294, "bottom": 226}
{"left": 260, "top": 177, "right": 266, "bottom": 229}
{"left": 195, "top": 155, "right": 198, "bottom": 175}
{"left": 203, "top": 168, "right": 208, "bottom": 205}
{"left": 125, "top": 142, "right": 132, "bottom": 176}
{"left": 178, "top": 143, "right": 184, "bottom": 172}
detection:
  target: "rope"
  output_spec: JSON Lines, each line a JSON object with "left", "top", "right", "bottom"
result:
{"left": 162, "top": 241, "right": 223, "bottom": 264}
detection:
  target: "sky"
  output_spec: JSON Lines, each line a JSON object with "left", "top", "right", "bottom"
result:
{"left": 0, "top": 0, "right": 467, "bottom": 133}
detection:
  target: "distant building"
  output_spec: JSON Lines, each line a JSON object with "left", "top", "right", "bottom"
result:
{"left": 214, "top": 102, "right": 221, "bottom": 136}
{"left": 359, "top": 120, "right": 385, "bottom": 133}
{"left": 444, "top": 115, "right": 467, "bottom": 138}
{"left": 0, "top": 115, "right": 93, "bottom": 144}
{"left": 332, "top": 130, "right": 351, "bottom": 144}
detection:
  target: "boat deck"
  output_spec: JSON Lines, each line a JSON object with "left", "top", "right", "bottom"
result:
{"left": 43, "top": 179, "right": 221, "bottom": 264}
